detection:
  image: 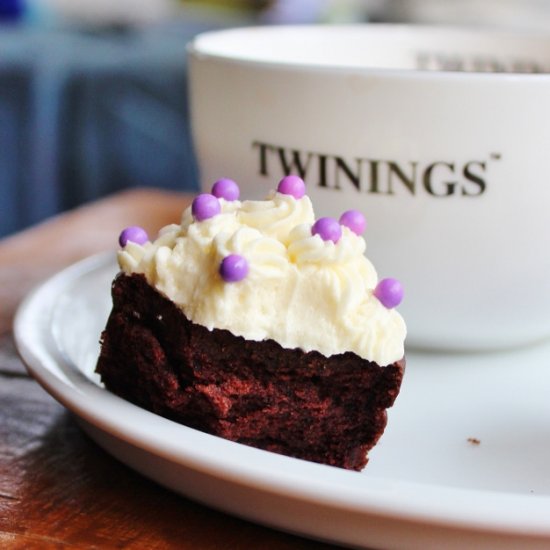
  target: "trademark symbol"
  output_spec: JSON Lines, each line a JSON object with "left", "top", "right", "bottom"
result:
{"left": 490, "top": 152, "right": 502, "bottom": 161}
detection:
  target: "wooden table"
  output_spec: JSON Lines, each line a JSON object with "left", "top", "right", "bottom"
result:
{"left": 0, "top": 190, "right": 338, "bottom": 549}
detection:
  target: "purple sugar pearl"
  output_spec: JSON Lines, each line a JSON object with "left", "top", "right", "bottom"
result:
{"left": 277, "top": 175, "right": 306, "bottom": 199}
{"left": 219, "top": 254, "right": 249, "bottom": 283}
{"left": 374, "top": 278, "right": 404, "bottom": 309}
{"left": 192, "top": 193, "right": 221, "bottom": 221}
{"left": 119, "top": 226, "right": 148, "bottom": 247}
{"left": 339, "top": 209, "right": 366, "bottom": 235}
{"left": 212, "top": 178, "right": 240, "bottom": 201}
{"left": 312, "top": 217, "right": 342, "bottom": 243}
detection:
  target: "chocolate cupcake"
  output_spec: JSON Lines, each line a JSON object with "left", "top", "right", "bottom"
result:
{"left": 96, "top": 176, "right": 406, "bottom": 470}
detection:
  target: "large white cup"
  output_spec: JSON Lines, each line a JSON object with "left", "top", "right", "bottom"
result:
{"left": 188, "top": 25, "right": 550, "bottom": 351}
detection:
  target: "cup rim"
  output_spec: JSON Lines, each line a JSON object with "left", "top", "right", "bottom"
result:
{"left": 188, "top": 23, "right": 550, "bottom": 81}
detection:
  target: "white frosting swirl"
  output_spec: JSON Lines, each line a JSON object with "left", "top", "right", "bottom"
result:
{"left": 118, "top": 191, "right": 406, "bottom": 365}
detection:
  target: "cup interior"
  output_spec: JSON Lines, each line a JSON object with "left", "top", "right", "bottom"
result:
{"left": 191, "top": 25, "right": 550, "bottom": 74}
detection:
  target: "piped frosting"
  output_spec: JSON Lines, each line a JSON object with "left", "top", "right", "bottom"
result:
{"left": 118, "top": 179, "right": 406, "bottom": 366}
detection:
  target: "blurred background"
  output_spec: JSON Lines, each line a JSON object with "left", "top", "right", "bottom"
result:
{"left": 1, "top": 0, "right": 549, "bottom": 238}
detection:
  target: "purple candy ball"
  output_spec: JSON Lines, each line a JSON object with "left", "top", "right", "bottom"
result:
{"left": 312, "top": 217, "right": 342, "bottom": 243}
{"left": 219, "top": 254, "right": 249, "bottom": 283}
{"left": 192, "top": 193, "right": 221, "bottom": 221}
{"left": 374, "top": 278, "right": 404, "bottom": 309}
{"left": 119, "top": 226, "right": 149, "bottom": 247}
{"left": 277, "top": 175, "right": 306, "bottom": 199}
{"left": 212, "top": 178, "right": 240, "bottom": 201}
{"left": 339, "top": 209, "right": 366, "bottom": 235}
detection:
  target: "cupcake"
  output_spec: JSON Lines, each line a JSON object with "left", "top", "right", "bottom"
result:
{"left": 96, "top": 176, "right": 406, "bottom": 470}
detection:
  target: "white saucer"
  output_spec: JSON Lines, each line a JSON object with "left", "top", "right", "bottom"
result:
{"left": 14, "top": 253, "right": 550, "bottom": 550}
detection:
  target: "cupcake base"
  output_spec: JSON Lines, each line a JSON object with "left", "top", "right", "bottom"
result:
{"left": 96, "top": 274, "right": 405, "bottom": 471}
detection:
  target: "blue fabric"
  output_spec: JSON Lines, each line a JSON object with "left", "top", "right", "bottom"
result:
{"left": 0, "top": 0, "right": 24, "bottom": 20}
{"left": 0, "top": 20, "right": 225, "bottom": 237}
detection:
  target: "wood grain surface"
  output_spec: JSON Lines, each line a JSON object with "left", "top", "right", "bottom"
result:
{"left": 0, "top": 190, "right": 338, "bottom": 550}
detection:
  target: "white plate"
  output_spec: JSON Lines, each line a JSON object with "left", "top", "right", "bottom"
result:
{"left": 14, "top": 253, "right": 550, "bottom": 550}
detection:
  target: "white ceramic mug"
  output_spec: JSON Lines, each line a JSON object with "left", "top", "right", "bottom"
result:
{"left": 188, "top": 24, "right": 550, "bottom": 351}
